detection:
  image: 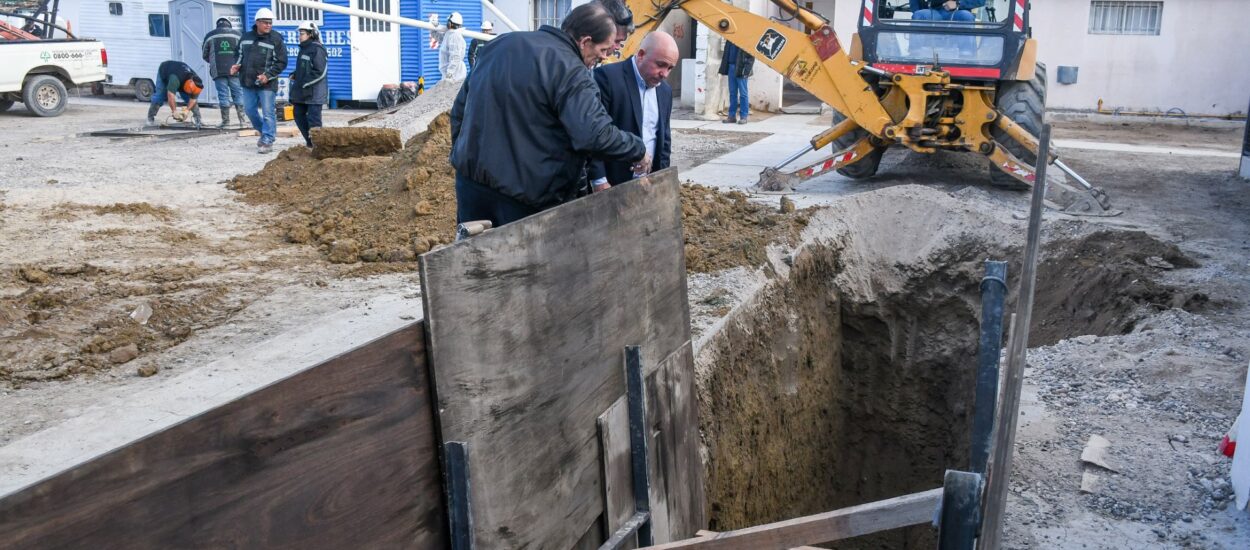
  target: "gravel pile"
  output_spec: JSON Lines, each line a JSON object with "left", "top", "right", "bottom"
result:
{"left": 362, "top": 79, "right": 464, "bottom": 141}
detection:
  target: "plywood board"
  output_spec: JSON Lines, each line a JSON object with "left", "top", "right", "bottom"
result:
{"left": 420, "top": 168, "right": 702, "bottom": 549}
{"left": 0, "top": 323, "right": 445, "bottom": 549}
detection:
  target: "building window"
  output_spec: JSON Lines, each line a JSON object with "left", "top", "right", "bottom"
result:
{"left": 534, "top": 0, "right": 571, "bottom": 30}
{"left": 148, "top": 14, "right": 169, "bottom": 37}
{"left": 274, "top": 0, "right": 323, "bottom": 25}
{"left": 108, "top": 2, "right": 123, "bottom": 16}
{"left": 358, "top": 0, "right": 391, "bottom": 32}
{"left": 1089, "top": 1, "right": 1163, "bottom": 35}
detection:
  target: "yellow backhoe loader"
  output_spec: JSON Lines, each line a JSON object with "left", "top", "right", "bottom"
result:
{"left": 618, "top": 0, "right": 1113, "bottom": 214}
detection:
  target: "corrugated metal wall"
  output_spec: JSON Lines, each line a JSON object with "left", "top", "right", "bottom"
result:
{"left": 241, "top": 0, "right": 478, "bottom": 102}
{"left": 245, "top": 0, "right": 352, "bottom": 103}
{"left": 415, "top": 0, "right": 482, "bottom": 88}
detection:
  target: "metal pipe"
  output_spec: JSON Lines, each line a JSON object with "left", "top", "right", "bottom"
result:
{"left": 277, "top": 0, "right": 495, "bottom": 41}
{"left": 1096, "top": 98, "right": 1246, "bottom": 121}
{"left": 772, "top": 144, "right": 815, "bottom": 170}
{"left": 970, "top": 260, "right": 1007, "bottom": 475}
{"left": 978, "top": 124, "right": 1053, "bottom": 550}
{"left": 480, "top": 0, "right": 520, "bottom": 32}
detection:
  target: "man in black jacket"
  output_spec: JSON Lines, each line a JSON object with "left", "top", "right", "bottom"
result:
{"left": 232, "top": 8, "right": 287, "bottom": 154}
{"left": 202, "top": 17, "right": 244, "bottom": 128}
{"left": 450, "top": 2, "right": 647, "bottom": 227}
{"left": 289, "top": 21, "right": 328, "bottom": 148}
{"left": 145, "top": 60, "right": 204, "bottom": 128}
{"left": 588, "top": 32, "right": 677, "bottom": 189}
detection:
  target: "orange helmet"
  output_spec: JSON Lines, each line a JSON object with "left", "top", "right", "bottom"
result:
{"left": 182, "top": 76, "right": 203, "bottom": 96}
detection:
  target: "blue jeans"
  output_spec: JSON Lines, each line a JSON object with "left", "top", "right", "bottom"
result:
{"left": 150, "top": 74, "right": 190, "bottom": 105}
{"left": 241, "top": 86, "right": 276, "bottom": 145}
{"left": 913, "top": 8, "right": 975, "bottom": 21}
{"left": 727, "top": 72, "right": 749, "bottom": 120}
{"left": 213, "top": 76, "right": 243, "bottom": 107}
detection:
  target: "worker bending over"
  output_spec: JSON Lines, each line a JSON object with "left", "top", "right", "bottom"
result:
{"left": 450, "top": 2, "right": 647, "bottom": 227}
{"left": 146, "top": 60, "right": 204, "bottom": 128}
{"left": 289, "top": 21, "right": 328, "bottom": 148}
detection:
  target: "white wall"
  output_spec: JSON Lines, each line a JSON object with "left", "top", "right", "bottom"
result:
{"left": 491, "top": 0, "right": 532, "bottom": 31}
{"left": 1034, "top": 0, "right": 1249, "bottom": 115}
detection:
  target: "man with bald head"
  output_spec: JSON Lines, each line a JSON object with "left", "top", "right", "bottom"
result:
{"left": 588, "top": 31, "right": 679, "bottom": 190}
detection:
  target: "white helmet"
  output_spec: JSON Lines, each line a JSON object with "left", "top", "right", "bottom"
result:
{"left": 298, "top": 21, "right": 317, "bottom": 33}
{"left": 481, "top": 20, "right": 493, "bottom": 31}
{"left": 448, "top": 12, "right": 463, "bottom": 26}
{"left": 254, "top": 7, "right": 275, "bottom": 21}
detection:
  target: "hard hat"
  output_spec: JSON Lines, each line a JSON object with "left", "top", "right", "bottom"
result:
{"left": 448, "top": 12, "right": 463, "bottom": 26}
{"left": 216, "top": 17, "right": 231, "bottom": 27}
{"left": 298, "top": 21, "right": 318, "bottom": 33}
{"left": 481, "top": 20, "right": 493, "bottom": 31}
{"left": 182, "top": 76, "right": 203, "bottom": 96}
{"left": 254, "top": 7, "right": 275, "bottom": 21}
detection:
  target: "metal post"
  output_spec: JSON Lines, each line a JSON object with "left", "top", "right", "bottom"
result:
{"left": 445, "top": 441, "right": 473, "bottom": 550}
{"left": 1240, "top": 94, "right": 1250, "bottom": 180}
{"left": 937, "top": 470, "right": 984, "bottom": 550}
{"left": 978, "top": 125, "right": 1053, "bottom": 549}
{"left": 971, "top": 260, "right": 1008, "bottom": 474}
{"left": 624, "top": 345, "right": 654, "bottom": 547}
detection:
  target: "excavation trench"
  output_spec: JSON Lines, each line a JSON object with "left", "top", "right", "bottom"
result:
{"left": 692, "top": 187, "right": 1200, "bottom": 547}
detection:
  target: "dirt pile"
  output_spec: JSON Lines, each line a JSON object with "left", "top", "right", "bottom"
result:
{"left": 231, "top": 112, "right": 810, "bottom": 273}
{"left": 310, "top": 127, "right": 403, "bottom": 159}
{"left": 228, "top": 113, "right": 460, "bottom": 264}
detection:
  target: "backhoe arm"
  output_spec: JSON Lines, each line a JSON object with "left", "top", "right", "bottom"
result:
{"left": 621, "top": 0, "right": 894, "bottom": 137}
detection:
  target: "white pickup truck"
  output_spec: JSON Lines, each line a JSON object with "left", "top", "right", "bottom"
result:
{"left": 0, "top": 38, "right": 106, "bottom": 117}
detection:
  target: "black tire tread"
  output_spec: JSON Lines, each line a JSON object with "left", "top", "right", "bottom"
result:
{"left": 830, "top": 110, "right": 885, "bottom": 179}
{"left": 989, "top": 62, "right": 1047, "bottom": 189}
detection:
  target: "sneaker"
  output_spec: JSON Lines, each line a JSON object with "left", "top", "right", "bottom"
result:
{"left": 722, "top": 116, "right": 736, "bottom": 124}
{"left": 258, "top": 143, "right": 273, "bottom": 154}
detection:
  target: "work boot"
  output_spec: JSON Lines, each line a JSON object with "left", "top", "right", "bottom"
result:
{"left": 218, "top": 107, "right": 231, "bottom": 129}
{"left": 145, "top": 103, "right": 160, "bottom": 126}
{"left": 721, "top": 116, "right": 736, "bottom": 124}
{"left": 235, "top": 105, "right": 246, "bottom": 128}
{"left": 191, "top": 106, "right": 203, "bottom": 130}
{"left": 258, "top": 142, "right": 273, "bottom": 154}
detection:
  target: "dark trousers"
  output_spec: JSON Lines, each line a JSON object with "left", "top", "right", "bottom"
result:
{"left": 293, "top": 103, "right": 323, "bottom": 146}
{"left": 455, "top": 173, "right": 541, "bottom": 228}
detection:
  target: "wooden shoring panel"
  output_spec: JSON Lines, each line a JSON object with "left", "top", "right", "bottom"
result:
{"left": 419, "top": 168, "right": 703, "bottom": 549}
{"left": 0, "top": 323, "right": 446, "bottom": 549}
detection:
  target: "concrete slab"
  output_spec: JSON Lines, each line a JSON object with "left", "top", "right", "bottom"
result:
{"left": 1054, "top": 139, "right": 1240, "bottom": 158}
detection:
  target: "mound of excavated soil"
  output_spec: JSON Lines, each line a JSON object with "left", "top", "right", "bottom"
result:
{"left": 230, "top": 112, "right": 810, "bottom": 273}
{"left": 310, "top": 127, "right": 402, "bottom": 159}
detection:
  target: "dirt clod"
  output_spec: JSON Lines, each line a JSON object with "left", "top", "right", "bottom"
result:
{"left": 109, "top": 343, "right": 140, "bottom": 365}
{"left": 136, "top": 363, "right": 159, "bottom": 377}
{"left": 311, "top": 127, "right": 402, "bottom": 159}
{"left": 19, "top": 266, "right": 51, "bottom": 284}
{"left": 328, "top": 239, "right": 361, "bottom": 264}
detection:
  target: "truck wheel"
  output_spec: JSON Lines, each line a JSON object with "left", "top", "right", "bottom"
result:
{"left": 829, "top": 110, "right": 885, "bottom": 179}
{"left": 989, "top": 62, "right": 1047, "bottom": 190}
{"left": 133, "top": 79, "right": 155, "bottom": 102}
{"left": 23, "top": 75, "right": 68, "bottom": 117}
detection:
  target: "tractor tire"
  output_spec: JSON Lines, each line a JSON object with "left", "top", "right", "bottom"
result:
{"left": 133, "top": 78, "right": 155, "bottom": 102}
{"left": 830, "top": 110, "right": 885, "bottom": 179}
{"left": 989, "top": 62, "right": 1047, "bottom": 190}
{"left": 0, "top": 97, "right": 13, "bottom": 112}
{"left": 22, "top": 75, "right": 68, "bottom": 117}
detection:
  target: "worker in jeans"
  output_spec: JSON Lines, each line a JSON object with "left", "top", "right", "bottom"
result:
{"left": 719, "top": 40, "right": 754, "bottom": 124}
{"left": 202, "top": 17, "right": 244, "bottom": 128}
{"left": 911, "top": 0, "right": 984, "bottom": 22}
{"left": 233, "top": 8, "right": 287, "bottom": 154}
{"left": 289, "top": 21, "right": 328, "bottom": 148}
{"left": 145, "top": 60, "right": 204, "bottom": 128}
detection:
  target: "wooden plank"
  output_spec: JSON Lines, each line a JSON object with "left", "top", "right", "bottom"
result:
{"left": 600, "top": 396, "right": 636, "bottom": 547}
{"left": 650, "top": 342, "right": 704, "bottom": 539}
{"left": 419, "top": 168, "right": 697, "bottom": 549}
{"left": 0, "top": 323, "right": 446, "bottom": 549}
{"left": 642, "top": 488, "right": 943, "bottom": 550}
{"left": 694, "top": 531, "right": 827, "bottom": 550}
